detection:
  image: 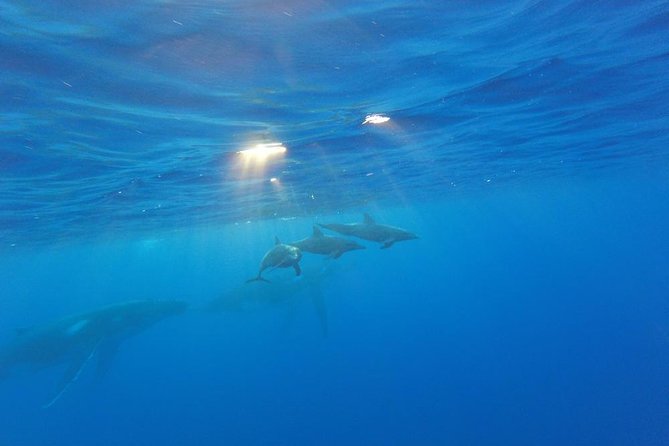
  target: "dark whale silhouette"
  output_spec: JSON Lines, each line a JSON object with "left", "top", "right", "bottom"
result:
{"left": 0, "top": 299, "right": 188, "bottom": 408}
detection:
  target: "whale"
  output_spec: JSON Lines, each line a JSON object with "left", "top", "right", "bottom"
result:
{"left": 0, "top": 299, "right": 188, "bottom": 408}
{"left": 289, "top": 226, "right": 365, "bottom": 259}
{"left": 319, "top": 213, "right": 418, "bottom": 249}
{"left": 247, "top": 237, "right": 303, "bottom": 283}
{"left": 207, "top": 264, "right": 345, "bottom": 338}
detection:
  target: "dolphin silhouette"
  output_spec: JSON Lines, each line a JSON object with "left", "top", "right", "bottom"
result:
{"left": 319, "top": 213, "right": 418, "bottom": 249}
{"left": 289, "top": 226, "right": 365, "bottom": 259}
{"left": 247, "top": 237, "right": 303, "bottom": 283}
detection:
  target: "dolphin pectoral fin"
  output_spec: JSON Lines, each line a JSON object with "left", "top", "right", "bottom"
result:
{"left": 381, "top": 240, "right": 395, "bottom": 249}
{"left": 43, "top": 342, "right": 99, "bottom": 409}
{"left": 293, "top": 263, "right": 302, "bottom": 276}
{"left": 309, "top": 287, "right": 329, "bottom": 338}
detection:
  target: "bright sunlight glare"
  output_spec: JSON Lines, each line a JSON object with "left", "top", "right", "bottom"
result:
{"left": 363, "top": 114, "right": 390, "bottom": 125}
{"left": 237, "top": 142, "right": 287, "bottom": 161}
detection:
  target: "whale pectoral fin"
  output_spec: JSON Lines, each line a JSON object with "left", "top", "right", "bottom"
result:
{"left": 331, "top": 250, "right": 343, "bottom": 259}
{"left": 15, "top": 327, "right": 32, "bottom": 337}
{"left": 0, "top": 363, "right": 10, "bottom": 382}
{"left": 293, "top": 263, "right": 302, "bottom": 276}
{"left": 279, "top": 304, "right": 297, "bottom": 336}
{"left": 206, "top": 292, "right": 245, "bottom": 313}
{"left": 95, "top": 340, "right": 120, "bottom": 380}
{"left": 381, "top": 240, "right": 395, "bottom": 249}
{"left": 309, "top": 286, "right": 328, "bottom": 338}
{"left": 43, "top": 341, "right": 100, "bottom": 409}
{"left": 363, "top": 213, "right": 375, "bottom": 224}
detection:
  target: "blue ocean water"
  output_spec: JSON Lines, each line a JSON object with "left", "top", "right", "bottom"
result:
{"left": 1, "top": 0, "right": 669, "bottom": 445}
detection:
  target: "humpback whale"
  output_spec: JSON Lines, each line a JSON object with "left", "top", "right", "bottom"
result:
{"left": 247, "top": 237, "right": 303, "bottom": 283}
{"left": 289, "top": 226, "right": 365, "bottom": 259}
{"left": 208, "top": 264, "right": 341, "bottom": 338}
{"left": 0, "top": 299, "right": 188, "bottom": 408}
{"left": 319, "top": 213, "right": 418, "bottom": 249}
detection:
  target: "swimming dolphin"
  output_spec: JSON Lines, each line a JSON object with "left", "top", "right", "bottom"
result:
{"left": 319, "top": 213, "right": 418, "bottom": 249}
{"left": 289, "top": 226, "right": 365, "bottom": 259}
{"left": 0, "top": 299, "right": 188, "bottom": 408}
{"left": 247, "top": 237, "right": 303, "bottom": 283}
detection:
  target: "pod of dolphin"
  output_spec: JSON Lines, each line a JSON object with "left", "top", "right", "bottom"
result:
{"left": 0, "top": 213, "right": 417, "bottom": 407}
{"left": 247, "top": 213, "right": 418, "bottom": 282}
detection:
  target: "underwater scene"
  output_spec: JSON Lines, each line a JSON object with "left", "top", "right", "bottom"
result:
{"left": 1, "top": 1, "right": 669, "bottom": 445}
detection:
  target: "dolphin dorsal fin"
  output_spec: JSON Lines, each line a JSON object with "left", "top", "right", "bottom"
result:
{"left": 312, "top": 226, "right": 324, "bottom": 237}
{"left": 275, "top": 236, "right": 281, "bottom": 245}
{"left": 363, "top": 213, "right": 375, "bottom": 224}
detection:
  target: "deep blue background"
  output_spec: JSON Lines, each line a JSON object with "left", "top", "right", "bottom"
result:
{"left": 1, "top": 0, "right": 669, "bottom": 445}
{"left": 2, "top": 175, "right": 668, "bottom": 445}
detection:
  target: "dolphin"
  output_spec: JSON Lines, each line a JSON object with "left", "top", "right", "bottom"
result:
{"left": 319, "top": 213, "right": 418, "bottom": 249}
{"left": 247, "top": 237, "right": 303, "bottom": 283}
{"left": 289, "top": 226, "right": 365, "bottom": 259}
{"left": 0, "top": 299, "right": 188, "bottom": 408}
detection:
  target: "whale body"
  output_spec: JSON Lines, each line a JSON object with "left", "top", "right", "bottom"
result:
{"left": 0, "top": 299, "right": 188, "bottom": 407}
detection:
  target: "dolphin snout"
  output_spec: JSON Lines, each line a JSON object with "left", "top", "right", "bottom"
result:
{"left": 398, "top": 232, "right": 419, "bottom": 242}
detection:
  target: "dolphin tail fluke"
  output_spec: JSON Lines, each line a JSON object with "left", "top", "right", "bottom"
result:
{"left": 309, "top": 286, "right": 329, "bottom": 338}
{"left": 246, "top": 275, "right": 270, "bottom": 284}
